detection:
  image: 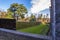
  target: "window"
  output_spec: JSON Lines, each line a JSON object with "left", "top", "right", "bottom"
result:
{"left": 0, "top": 0, "right": 51, "bottom": 37}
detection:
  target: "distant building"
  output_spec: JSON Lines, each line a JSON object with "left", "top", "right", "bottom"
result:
{"left": 0, "top": 11, "right": 7, "bottom": 18}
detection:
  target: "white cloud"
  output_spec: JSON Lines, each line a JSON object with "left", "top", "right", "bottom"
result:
{"left": 30, "top": 0, "right": 51, "bottom": 14}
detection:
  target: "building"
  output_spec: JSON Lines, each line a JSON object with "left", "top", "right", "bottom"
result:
{"left": 0, "top": 10, "right": 7, "bottom": 18}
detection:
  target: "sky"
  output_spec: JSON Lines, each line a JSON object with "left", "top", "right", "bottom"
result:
{"left": 30, "top": 0, "right": 51, "bottom": 13}
{"left": 40, "top": 9, "right": 50, "bottom": 18}
{"left": 0, "top": 0, "right": 31, "bottom": 11}
{"left": 0, "top": 0, "right": 51, "bottom": 18}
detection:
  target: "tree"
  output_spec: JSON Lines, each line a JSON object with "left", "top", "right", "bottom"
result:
{"left": 44, "top": 14, "right": 46, "bottom": 18}
{"left": 30, "top": 14, "right": 36, "bottom": 22}
{"left": 46, "top": 14, "right": 49, "bottom": 22}
{"left": 38, "top": 14, "right": 43, "bottom": 19}
{"left": 7, "top": 3, "right": 28, "bottom": 20}
{"left": 46, "top": 14, "right": 49, "bottom": 18}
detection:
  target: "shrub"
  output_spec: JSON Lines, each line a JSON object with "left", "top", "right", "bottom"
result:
{"left": 16, "top": 22, "right": 40, "bottom": 30}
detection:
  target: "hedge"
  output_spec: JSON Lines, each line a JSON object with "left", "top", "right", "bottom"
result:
{"left": 16, "top": 22, "right": 41, "bottom": 30}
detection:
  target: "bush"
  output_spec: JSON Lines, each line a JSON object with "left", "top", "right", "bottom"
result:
{"left": 16, "top": 22, "right": 40, "bottom": 30}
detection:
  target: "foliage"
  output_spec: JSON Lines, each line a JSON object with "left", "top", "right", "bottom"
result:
{"left": 38, "top": 14, "right": 43, "bottom": 19}
{"left": 30, "top": 14, "right": 36, "bottom": 22}
{"left": 7, "top": 3, "right": 28, "bottom": 19}
{"left": 16, "top": 22, "right": 40, "bottom": 30}
{"left": 5, "top": 12, "right": 13, "bottom": 18}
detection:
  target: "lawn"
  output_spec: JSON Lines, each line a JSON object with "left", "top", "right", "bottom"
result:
{"left": 18, "top": 24, "right": 49, "bottom": 35}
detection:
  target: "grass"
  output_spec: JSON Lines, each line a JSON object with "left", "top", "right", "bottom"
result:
{"left": 18, "top": 24, "right": 49, "bottom": 35}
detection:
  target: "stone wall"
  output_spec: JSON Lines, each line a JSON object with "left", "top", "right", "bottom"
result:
{"left": 0, "top": 28, "right": 51, "bottom": 40}
{"left": 50, "top": 0, "right": 60, "bottom": 40}
{"left": 55, "top": 0, "right": 60, "bottom": 40}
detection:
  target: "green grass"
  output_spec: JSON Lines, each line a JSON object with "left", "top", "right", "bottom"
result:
{"left": 18, "top": 24, "right": 49, "bottom": 35}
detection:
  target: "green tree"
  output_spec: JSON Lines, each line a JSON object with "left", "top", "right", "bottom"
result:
{"left": 46, "top": 14, "right": 48, "bottom": 18}
{"left": 38, "top": 14, "right": 43, "bottom": 19}
{"left": 30, "top": 14, "right": 36, "bottom": 22}
{"left": 7, "top": 3, "right": 28, "bottom": 20}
